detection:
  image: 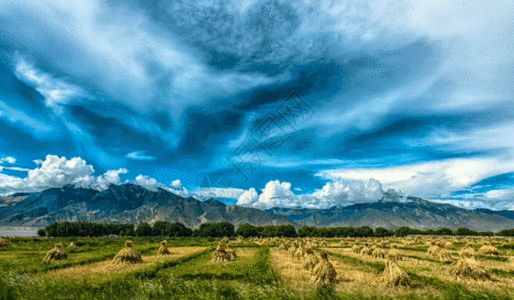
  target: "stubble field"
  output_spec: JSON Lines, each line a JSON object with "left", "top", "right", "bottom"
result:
{"left": 1, "top": 236, "right": 514, "bottom": 299}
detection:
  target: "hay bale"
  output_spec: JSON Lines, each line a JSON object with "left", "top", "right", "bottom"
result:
{"left": 434, "top": 248, "right": 454, "bottom": 262}
{"left": 459, "top": 243, "right": 477, "bottom": 259}
{"left": 294, "top": 245, "right": 306, "bottom": 260}
{"left": 351, "top": 244, "right": 361, "bottom": 254}
{"left": 360, "top": 245, "right": 372, "bottom": 256}
{"left": 157, "top": 240, "right": 172, "bottom": 256}
{"left": 289, "top": 241, "right": 299, "bottom": 258}
{"left": 372, "top": 248, "right": 386, "bottom": 259}
{"left": 68, "top": 242, "right": 76, "bottom": 248}
{"left": 477, "top": 245, "right": 500, "bottom": 256}
{"left": 380, "top": 260, "right": 411, "bottom": 287}
{"left": 387, "top": 245, "right": 403, "bottom": 261}
{"left": 320, "top": 240, "right": 329, "bottom": 247}
{"left": 311, "top": 252, "right": 338, "bottom": 285}
{"left": 278, "top": 242, "right": 289, "bottom": 251}
{"left": 448, "top": 258, "right": 490, "bottom": 280}
{"left": 42, "top": 243, "right": 67, "bottom": 263}
{"left": 0, "top": 237, "right": 10, "bottom": 248}
{"left": 226, "top": 244, "right": 237, "bottom": 261}
{"left": 303, "top": 252, "right": 320, "bottom": 271}
{"left": 211, "top": 241, "right": 232, "bottom": 263}
{"left": 113, "top": 241, "right": 143, "bottom": 265}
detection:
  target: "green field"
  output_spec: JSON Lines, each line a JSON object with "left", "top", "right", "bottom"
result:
{"left": 1, "top": 237, "right": 514, "bottom": 300}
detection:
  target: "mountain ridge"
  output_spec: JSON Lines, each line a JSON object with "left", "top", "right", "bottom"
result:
{"left": 1, "top": 185, "right": 513, "bottom": 231}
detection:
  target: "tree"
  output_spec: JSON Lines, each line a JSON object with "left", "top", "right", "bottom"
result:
{"left": 165, "top": 222, "right": 193, "bottom": 237}
{"left": 236, "top": 224, "right": 260, "bottom": 237}
{"left": 37, "top": 229, "right": 46, "bottom": 237}
{"left": 358, "top": 226, "right": 374, "bottom": 237}
{"left": 136, "top": 222, "right": 153, "bottom": 237}
{"left": 196, "top": 222, "right": 234, "bottom": 238}
{"left": 298, "top": 226, "right": 317, "bottom": 237}
{"left": 374, "top": 227, "right": 392, "bottom": 237}
{"left": 152, "top": 221, "right": 169, "bottom": 236}
{"left": 435, "top": 228, "right": 453, "bottom": 236}
{"left": 453, "top": 227, "right": 478, "bottom": 236}
{"left": 395, "top": 226, "right": 412, "bottom": 237}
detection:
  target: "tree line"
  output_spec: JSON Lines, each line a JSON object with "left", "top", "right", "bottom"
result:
{"left": 38, "top": 221, "right": 514, "bottom": 238}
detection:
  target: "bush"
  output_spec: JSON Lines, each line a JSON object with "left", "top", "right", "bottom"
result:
{"left": 37, "top": 228, "right": 47, "bottom": 237}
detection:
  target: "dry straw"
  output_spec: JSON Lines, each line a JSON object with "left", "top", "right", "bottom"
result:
{"left": 372, "top": 247, "right": 386, "bottom": 259}
{"left": 211, "top": 239, "right": 235, "bottom": 263}
{"left": 380, "top": 259, "right": 411, "bottom": 288}
{"left": 278, "top": 242, "right": 289, "bottom": 251}
{"left": 43, "top": 243, "right": 67, "bottom": 263}
{"left": 448, "top": 257, "right": 490, "bottom": 280}
{"left": 303, "top": 249, "right": 320, "bottom": 271}
{"left": 360, "top": 244, "right": 372, "bottom": 256}
{"left": 113, "top": 241, "right": 143, "bottom": 265}
{"left": 477, "top": 243, "right": 500, "bottom": 256}
{"left": 68, "top": 242, "right": 76, "bottom": 248}
{"left": 311, "top": 251, "right": 338, "bottom": 285}
{"left": 387, "top": 244, "right": 403, "bottom": 261}
{"left": 351, "top": 244, "right": 361, "bottom": 254}
{"left": 157, "top": 240, "right": 172, "bottom": 256}
{"left": 459, "top": 243, "right": 477, "bottom": 259}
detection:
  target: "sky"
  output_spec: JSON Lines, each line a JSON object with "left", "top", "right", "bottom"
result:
{"left": 0, "top": 0, "right": 513, "bottom": 210}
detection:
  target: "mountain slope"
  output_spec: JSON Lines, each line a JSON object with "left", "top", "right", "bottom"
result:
{"left": 264, "top": 195, "right": 514, "bottom": 231}
{"left": 0, "top": 184, "right": 294, "bottom": 228}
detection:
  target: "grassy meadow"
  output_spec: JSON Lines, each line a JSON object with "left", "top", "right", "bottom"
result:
{"left": 1, "top": 236, "right": 514, "bottom": 299}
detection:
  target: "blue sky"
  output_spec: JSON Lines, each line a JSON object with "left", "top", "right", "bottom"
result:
{"left": 0, "top": 0, "right": 513, "bottom": 210}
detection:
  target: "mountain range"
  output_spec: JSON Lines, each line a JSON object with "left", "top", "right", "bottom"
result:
{"left": 1, "top": 184, "right": 513, "bottom": 232}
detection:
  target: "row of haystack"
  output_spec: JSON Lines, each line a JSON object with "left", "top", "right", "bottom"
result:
{"left": 41, "top": 240, "right": 175, "bottom": 265}
{"left": 211, "top": 237, "right": 237, "bottom": 263}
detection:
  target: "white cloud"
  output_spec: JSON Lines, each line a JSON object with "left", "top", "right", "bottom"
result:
{"left": 170, "top": 179, "right": 183, "bottom": 189}
{"left": 0, "top": 157, "right": 16, "bottom": 164}
{"left": 14, "top": 56, "right": 88, "bottom": 113}
{"left": 236, "top": 178, "right": 386, "bottom": 209}
{"left": 126, "top": 151, "right": 157, "bottom": 161}
{"left": 316, "top": 157, "right": 514, "bottom": 199}
{"left": 194, "top": 187, "right": 247, "bottom": 201}
{"left": 134, "top": 174, "right": 161, "bottom": 192}
{"left": 0, "top": 155, "right": 128, "bottom": 195}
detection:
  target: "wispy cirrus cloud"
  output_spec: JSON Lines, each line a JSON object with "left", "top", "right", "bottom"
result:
{"left": 126, "top": 151, "right": 156, "bottom": 161}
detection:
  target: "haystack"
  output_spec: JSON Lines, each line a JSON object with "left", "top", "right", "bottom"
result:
{"left": 351, "top": 244, "right": 361, "bottom": 254}
{"left": 360, "top": 244, "right": 372, "bottom": 256}
{"left": 387, "top": 244, "right": 403, "bottom": 261}
{"left": 294, "top": 245, "right": 306, "bottom": 260}
{"left": 380, "top": 259, "right": 411, "bottom": 287}
{"left": 289, "top": 241, "right": 299, "bottom": 258}
{"left": 212, "top": 241, "right": 232, "bottom": 263}
{"left": 42, "top": 243, "right": 68, "bottom": 263}
{"left": 113, "top": 241, "right": 143, "bottom": 265}
{"left": 427, "top": 241, "right": 439, "bottom": 256}
{"left": 444, "top": 241, "right": 454, "bottom": 249}
{"left": 68, "top": 242, "right": 76, "bottom": 248}
{"left": 226, "top": 244, "right": 237, "bottom": 261}
{"left": 434, "top": 248, "right": 454, "bottom": 262}
{"left": 157, "top": 240, "right": 172, "bottom": 256}
{"left": 372, "top": 247, "right": 386, "bottom": 259}
{"left": 448, "top": 258, "right": 490, "bottom": 280}
{"left": 303, "top": 249, "right": 320, "bottom": 271}
{"left": 0, "top": 237, "right": 10, "bottom": 247}
{"left": 278, "top": 242, "right": 289, "bottom": 251}
{"left": 477, "top": 244, "right": 500, "bottom": 256}
{"left": 311, "top": 252, "right": 338, "bottom": 285}
{"left": 320, "top": 240, "right": 329, "bottom": 247}
{"left": 459, "top": 243, "right": 476, "bottom": 259}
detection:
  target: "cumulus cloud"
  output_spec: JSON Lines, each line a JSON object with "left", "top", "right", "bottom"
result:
{"left": 0, "top": 157, "right": 16, "bottom": 164}
{"left": 126, "top": 151, "right": 157, "bottom": 161}
{"left": 0, "top": 155, "right": 128, "bottom": 194}
{"left": 237, "top": 179, "right": 386, "bottom": 209}
{"left": 170, "top": 179, "right": 183, "bottom": 189}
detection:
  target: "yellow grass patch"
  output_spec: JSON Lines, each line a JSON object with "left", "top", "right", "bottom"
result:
{"left": 46, "top": 247, "right": 207, "bottom": 281}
